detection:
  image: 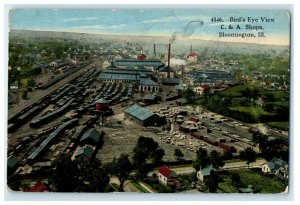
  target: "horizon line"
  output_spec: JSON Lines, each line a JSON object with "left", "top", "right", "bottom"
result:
{"left": 9, "top": 29, "right": 290, "bottom": 47}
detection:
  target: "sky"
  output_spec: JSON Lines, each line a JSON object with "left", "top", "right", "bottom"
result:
{"left": 9, "top": 9, "right": 290, "bottom": 45}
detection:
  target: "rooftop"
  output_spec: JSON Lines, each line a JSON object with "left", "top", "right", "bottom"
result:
{"left": 124, "top": 104, "right": 155, "bottom": 121}
{"left": 73, "top": 145, "right": 95, "bottom": 159}
{"left": 80, "top": 128, "right": 102, "bottom": 144}
{"left": 159, "top": 165, "right": 173, "bottom": 178}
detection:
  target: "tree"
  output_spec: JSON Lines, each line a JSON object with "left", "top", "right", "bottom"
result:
{"left": 193, "top": 148, "right": 211, "bottom": 171}
{"left": 152, "top": 148, "right": 165, "bottom": 164}
{"left": 231, "top": 173, "right": 243, "bottom": 188}
{"left": 174, "top": 148, "right": 184, "bottom": 161}
{"left": 205, "top": 170, "right": 219, "bottom": 193}
{"left": 111, "top": 154, "right": 132, "bottom": 191}
{"left": 79, "top": 159, "right": 110, "bottom": 192}
{"left": 209, "top": 150, "right": 225, "bottom": 169}
{"left": 181, "top": 87, "right": 195, "bottom": 101}
{"left": 252, "top": 132, "right": 268, "bottom": 153}
{"left": 49, "top": 155, "right": 82, "bottom": 192}
{"left": 22, "top": 91, "right": 28, "bottom": 100}
{"left": 133, "top": 136, "right": 164, "bottom": 165}
{"left": 239, "top": 147, "right": 256, "bottom": 168}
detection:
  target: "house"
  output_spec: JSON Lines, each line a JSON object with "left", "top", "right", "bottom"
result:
{"left": 193, "top": 85, "right": 210, "bottom": 95}
{"left": 158, "top": 165, "right": 179, "bottom": 188}
{"left": 138, "top": 53, "right": 147, "bottom": 60}
{"left": 23, "top": 181, "right": 51, "bottom": 192}
{"left": 197, "top": 166, "right": 213, "bottom": 182}
{"left": 71, "top": 145, "right": 95, "bottom": 163}
{"left": 262, "top": 158, "right": 288, "bottom": 178}
{"left": 187, "top": 52, "right": 198, "bottom": 62}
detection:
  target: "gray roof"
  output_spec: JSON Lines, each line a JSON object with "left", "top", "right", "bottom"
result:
{"left": 200, "top": 166, "right": 213, "bottom": 176}
{"left": 159, "top": 66, "right": 175, "bottom": 73}
{"left": 162, "top": 78, "right": 180, "bottom": 85}
{"left": 80, "top": 128, "right": 101, "bottom": 144}
{"left": 73, "top": 145, "right": 94, "bottom": 159}
{"left": 96, "top": 98, "right": 109, "bottom": 104}
{"left": 144, "top": 94, "right": 157, "bottom": 101}
{"left": 267, "top": 158, "right": 288, "bottom": 171}
{"left": 140, "top": 78, "right": 159, "bottom": 86}
{"left": 124, "top": 104, "right": 155, "bottom": 121}
{"left": 114, "top": 59, "right": 164, "bottom": 67}
{"left": 7, "top": 156, "right": 19, "bottom": 169}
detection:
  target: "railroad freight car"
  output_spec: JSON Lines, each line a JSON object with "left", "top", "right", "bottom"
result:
{"left": 27, "top": 118, "right": 78, "bottom": 164}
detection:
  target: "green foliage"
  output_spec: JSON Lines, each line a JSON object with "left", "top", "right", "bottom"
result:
{"left": 79, "top": 160, "right": 110, "bottom": 192}
{"left": 133, "top": 136, "right": 165, "bottom": 166}
{"left": 193, "top": 148, "right": 210, "bottom": 171}
{"left": 231, "top": 173, "right": 244, "bottom": 188}
{"left": 261, "top": 139, "right": 289, "bottom": 162}
{"left": 266, "top": 122, "right": 289, "bottom": 131}
{"left": 218, "top": 169, "right": 287, "bottom": 193}
{"left": 210, "top": 150, "right": 225, "bottom": 169}
{"left": 110, "top": 154, "right": 133, "bottom": 191}
{"left": 205, "top": 170, "right": 220, "bottom": 193}
{"left": 49, "top": 155, "right": 109, "bottom": 192}
{"left": 229, "top": 169, "right": 288, "bottom": 193}
{"left": 49, "top": 155, "right": 82, "bottom": 192}
{"left": 252, "top": 133, "right": 268, "bottom": 153}
{"left": 239, "top": 147, "right": 256, "bottom": 168}
{"left": 181, "top": 87, "right": 195, "bottom": 101}
{"left": 174, "top": 148, "right": 184, "bottom": 161}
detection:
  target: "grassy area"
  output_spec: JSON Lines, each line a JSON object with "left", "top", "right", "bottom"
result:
{"left": 221, "top": 84, "right": 261, "bottom": 97}
{"left": 218, "top": 175, "right": 239, "bottom": 193}
{"left": 218, "top": 169, "right": 287, "bottom": 193}
{"left": 267, "top": 122, "right": 289, "bottom": 131}
{"left": 230, "top": 106, "right": 274, "bottom": 119}
{"left": 263, "top": 91, "right": 289, "bottom": 101}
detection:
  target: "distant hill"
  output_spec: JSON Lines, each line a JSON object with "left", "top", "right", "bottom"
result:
{"left": 9, "top": 29, "right": 289, "bottom": 55}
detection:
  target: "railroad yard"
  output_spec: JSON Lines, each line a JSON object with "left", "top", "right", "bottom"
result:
{"left": 7, "top": 58, "right": 288, "bottom": 182}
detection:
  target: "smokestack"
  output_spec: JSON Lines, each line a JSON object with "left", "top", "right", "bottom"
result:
{"left": 154, "top": 44, "right": 156, "bottom": 57}
{"left": 168, "top": 43, "right": 171, "bottom": 78}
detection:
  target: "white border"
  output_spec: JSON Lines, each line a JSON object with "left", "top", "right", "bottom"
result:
{"left": 1, "top": 1, "right": 298, "bottom": 204}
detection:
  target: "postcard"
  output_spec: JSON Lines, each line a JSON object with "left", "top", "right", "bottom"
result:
{"left": 7, "top": 8, "right": 290, "bottom": 194}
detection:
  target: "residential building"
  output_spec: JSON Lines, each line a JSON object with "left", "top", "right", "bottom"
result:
{"left": 197, "top": 166, "right": 213, "bottom": 182}
{"left": 158, "top": 165, "right": 179, "bottom": 188}
{"left": 262, "top": 158, "right": 288, "bottom": 178}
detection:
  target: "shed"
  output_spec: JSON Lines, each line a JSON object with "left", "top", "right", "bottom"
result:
{"left": 80, "top": 128, "right": 102, "bottom": 145}
{"left": 71, "top": 145, "right": 95, "bottom": 163}
{"left": 124, "top": 104, "right": 157, "bottom": 126}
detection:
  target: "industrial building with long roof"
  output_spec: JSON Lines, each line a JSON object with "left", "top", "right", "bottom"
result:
{"left": 99, "top": 67, "right": 159, "bottom": 92}
{"left": 124, "top": 104, "right": 158, "bottom": 126}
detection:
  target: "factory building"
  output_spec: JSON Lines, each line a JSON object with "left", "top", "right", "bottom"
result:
{"left": 99, "top": 68, "right": 159, "bottom": 92}
{"left": 114, "top": 59, "right": 164, "bottom": 70}
{"left": 187, "top": 69, "right": 234, "bottom": 85}
{"left": 124, "top": 104, "right": 158, "bottom": 126}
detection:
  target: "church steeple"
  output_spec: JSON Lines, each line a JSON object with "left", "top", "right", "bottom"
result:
{"left": 190, "top": 44, "right": 192, "bottom": 53}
